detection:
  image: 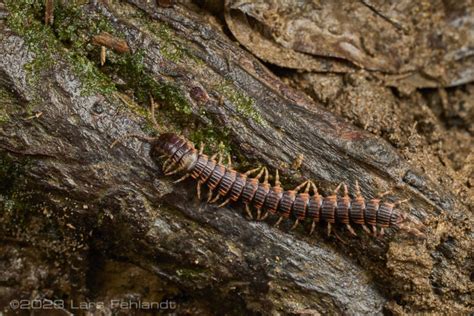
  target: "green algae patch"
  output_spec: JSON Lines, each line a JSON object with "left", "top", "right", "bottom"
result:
{"left": 5, "top": 0, "right": 116, "bottom": 96}
{"left": 216, "top": 80, "right": 266, "bottom": 126}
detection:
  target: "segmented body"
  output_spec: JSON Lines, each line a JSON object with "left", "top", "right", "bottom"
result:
{"left": 150, "top": 133, "right": 406, "bottom": 236}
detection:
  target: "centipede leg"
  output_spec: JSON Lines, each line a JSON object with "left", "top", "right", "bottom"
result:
{"left": 333, "top": 182, "right": 343, "bottom": 194}
{"left": 197, "top": 181, "right": 202, "bottom": 200}
{"left": 245, "top": 204, "right": 253, "bottom": 219}
{"left": 163, "top": 157, "right": 175, "bottom": 171}
{"left": 309, "top": 221, "right": 316, "bottom": 235}
{"left": 361, "top": 225, "right": 371, "bottom": 235}
{"left": 333, "top": 229, "right": 347, "bottom": 244}
{"left": 346, "top": 224, "right": 357, "bottom": 236}
{"left": 327, "top": 222, "right": 332, "bottom": 237}
{"left": 256, "top": 168, "right": 269, "bottom": 220}
{"left": 293, "top": 180, "right": 309, "bottom": 192}
{"left": 379, "top": 228, "right": 385, "bottom": 238}
{"left": 174, "top": 173, "right": 190, "bottom": 183}
{"left": 209, "top": 193, "right": 221, "bottom": 203}
{"left": 290, "top": 219, "right": 300, "bottom": 230}
{"left": 244, "top": 166, "right": 262, "bottom": 176}
{"left": 217, "top": 198, "right": 231, "bottom": 208}
{"left": 166, "top": 164, "right": 186, "bottom": 176}
{"left": 207, "top": 188, "right": 214, "bottom": 203}
{"left": 274, "top": 169, "right": 281, "bottom": 186}
{"left": 274, "top": 216, "right": 283, "bottom": 228}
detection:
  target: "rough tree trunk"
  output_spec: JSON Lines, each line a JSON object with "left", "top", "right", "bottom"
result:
{"left": 0, "top": 1, "right": 471, "bottom": 315}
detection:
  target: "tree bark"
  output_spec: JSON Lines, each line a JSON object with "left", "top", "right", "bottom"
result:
{"left": 0, "top": 0, "right": 471, "bottom": 315}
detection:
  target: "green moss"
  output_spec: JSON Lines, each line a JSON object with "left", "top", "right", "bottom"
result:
{"left": 5, "top": 0, "right": 116, "bottom": 96}
{"left": 189, "top": 127, "right": 232, "bottom": 157}
{"left": 121, "top": 4, "right": 199, "bottom": 65}
{"left": 175, "top": 267, "right": 209, "bottom": 282}
{"left": 216, "top": 80, "right": 266, "bottom": 126}
{"left": 113, "top": 50, "right": 192, "bottom": 116}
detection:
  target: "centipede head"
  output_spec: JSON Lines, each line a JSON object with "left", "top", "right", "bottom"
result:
{"left": 150, "top": 133, "right": 185, "bottom": 156}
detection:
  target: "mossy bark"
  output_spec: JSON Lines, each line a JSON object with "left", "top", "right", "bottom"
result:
{"left": 0, "top": 1, "right": 471, "bottom": 315}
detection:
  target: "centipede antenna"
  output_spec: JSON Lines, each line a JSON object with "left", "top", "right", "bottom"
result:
{"left": 110, "top": 133, "right": 155, "bottom": 149}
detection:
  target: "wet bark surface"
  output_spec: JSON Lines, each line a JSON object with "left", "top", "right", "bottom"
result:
{"left": 0, "top": 1, "right": 472, "bottom": 315}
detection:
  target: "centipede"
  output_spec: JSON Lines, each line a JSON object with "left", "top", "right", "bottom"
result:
{"left": 111, "top": 100, "right": 424, "bottom": 239}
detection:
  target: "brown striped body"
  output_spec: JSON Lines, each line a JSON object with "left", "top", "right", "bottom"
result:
{"left": 150, "top": 133, "right": 406, "bottom": 235}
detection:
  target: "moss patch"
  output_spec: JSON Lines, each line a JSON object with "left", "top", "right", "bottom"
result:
{"left": 5, "top": 0, "right": 116, "bottom": 96}
{"left": 216, "top": 80, "right": 266, "bottom": 126}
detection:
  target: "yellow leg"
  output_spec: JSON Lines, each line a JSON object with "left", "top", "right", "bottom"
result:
{"left": 274, "top": 169, "right": 281, "bottom": 186}
{"left": 333, "top": 182, "right": 343, "bottom": 195}
{"left": 379, "top": 228, "right": 385, "bottom": 237}
{"left": 217, "top": 198, "right": 231, "bottom": 208}
{"left": 362, "top": 224, "right": 371, "bottom": 235}
{"left": 197, "top": 181, "right": 202, "bottom": 200}
{"left": 293, "top": 180, "right": 309, "bottom": 192}
{"left": 346, "top": 224, "right": 357, "bottom": 236}
{"left": 163, "top": 157, "right": 175, "bottom": 171}
{"left": 260, "top": 167, "right": 269, "bottom": 184}
{"left": 165, "top": 164, "right": 185, "bottom": 176}
{"left": 256, "top": 208, "right": 262, "bottom": 220}
{"left": 207, "top": 189, "right": 214, "bottom": 202}
{"left": 355, "top": 180, "right": 362, "bottom": 197}
{"left": 290, "top": 219, "right": 300, "bottom": 230}
{"left": 309, "top": 221, "right": 316, "bottom": 235}
{"left": 245, "top": 204, "right": 253, "bottom": 219}
{"left": 254, "top": 166, "right": 266, "bottom": 180}
{"left": 209, "top": 193, "right": 221, "bottom": 203}
{"left": 244, "top": 166, "right": 262, "bottom": 176}
{"left": 274, "top": 216, "right": 284, "bottom": 228}
{"left": 327, "top": 222, "right": 332, "bottom": 237}
{"left": 174, "top": 173, "right": 190, "bottom": 183}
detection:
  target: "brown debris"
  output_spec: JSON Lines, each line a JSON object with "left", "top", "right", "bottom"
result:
{"left": 92, "top": 32, "right": 130, "bottom": 54}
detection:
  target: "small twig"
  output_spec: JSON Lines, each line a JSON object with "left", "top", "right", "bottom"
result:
{"left": 92, "top": 32, "right": 130, "bottom": 54}
{"left": 44, "top": 0, "right": 54, "bottom": 25}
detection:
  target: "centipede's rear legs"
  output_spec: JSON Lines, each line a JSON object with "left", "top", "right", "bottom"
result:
{"left": 369, "top": 190, "right": 392, "bottom": 237}
{"left": 378, "top": 198, "right": 409, "bottom": 237}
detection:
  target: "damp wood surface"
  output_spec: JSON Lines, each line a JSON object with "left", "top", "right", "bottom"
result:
{"left": 0, "top": 0, "right": 472, "bottom": 315}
